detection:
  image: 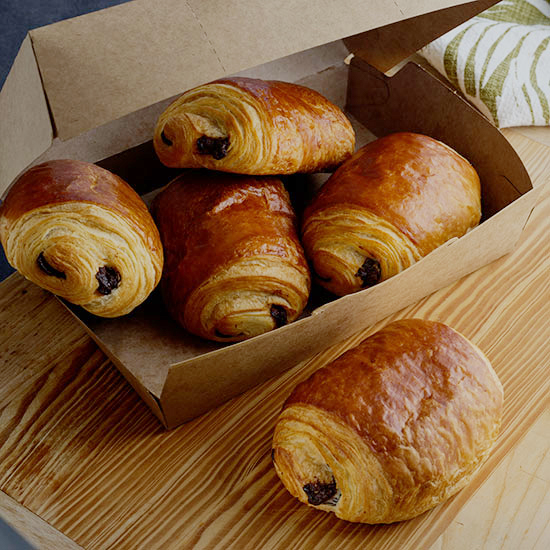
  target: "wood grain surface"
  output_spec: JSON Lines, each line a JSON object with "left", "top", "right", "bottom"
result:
{"left": 0, "top": 129, "right": 549, "bottom": 549}
{"left": 0, "top": 491, "right": 82, "bottom": 550}
{"left": 431, "top": 409, "right": 550, "bottom": 550}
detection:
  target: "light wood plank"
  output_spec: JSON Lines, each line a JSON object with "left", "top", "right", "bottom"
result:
{"left": 430, "top": 409, "right": 550, "bottom": 550}
{"left": 0, "top": 490, "right": 82, "bottom": 550}
{"left": 0, "top": 134, "right": 548, "bottom": 549}
{"left": 502, "top": 129, "right": 550, "bottom": 189}
{"left": 0, "top": 274, "right": 89, "bottom": 410}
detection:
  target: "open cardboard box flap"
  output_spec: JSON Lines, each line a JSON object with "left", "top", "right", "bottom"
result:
{"left": 0, "top": 0, "right": 498, "bottom": 196}
{"left": 63, "top": 50, "right": 534, "bottom": 428}
{"left": 4, "top": 0, "right": 532, "bottom": 429}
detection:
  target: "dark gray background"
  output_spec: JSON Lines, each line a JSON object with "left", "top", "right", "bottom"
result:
{"left": 0, "top": 2, "right": 131, "bottom": 545}
{"left": 0, "top": 0, "right": 131, "bottom": 282}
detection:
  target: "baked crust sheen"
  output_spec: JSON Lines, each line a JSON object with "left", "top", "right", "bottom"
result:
{"left": 153, "top": 77, "right": 355, "bottom": 175}
{"left": 0, "top": 160, "right": 163, "bottom": 317}
{"left": 151, "top": 171, "right": 310, "bottom": 342}
{"left": 272, "top": 319, "right": 503, "bottom": 523}
{"left": 302, "top": 133, "right": 481, "bottom": 295}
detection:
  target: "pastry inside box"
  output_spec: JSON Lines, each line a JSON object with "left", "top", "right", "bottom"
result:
{"left": 66, "top": 65, "right": 383, "bottom": 390}
{"left": 65, "top": 112, "right": 378, "bottom": 390}
{"left": 0, "top": 48, "right": 533, "bottom": 428}
{"left": 64, "top": 120, "right": 461, "bottom": 384}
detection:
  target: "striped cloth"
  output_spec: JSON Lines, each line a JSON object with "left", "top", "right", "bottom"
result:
{"left": 419, "top": 0, "right": 550, "bottom": 127}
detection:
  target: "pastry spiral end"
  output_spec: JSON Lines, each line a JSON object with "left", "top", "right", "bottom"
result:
{"left": 154, "top": 77, "right": 355, "bottom": 175}
{"left": 302, "top": 207, "right": 421, "bottom": 296}
{"left": 0, "top": 160, "right": 163, "bottom": 317}
{"left": 182, "top": 258, "right": 310, "bottom": 342}
{"left": 273, "top": 405, "right": 393, "bottom": 522}
{"left": 272, "top": 319, "right": 503, "bottom": 523}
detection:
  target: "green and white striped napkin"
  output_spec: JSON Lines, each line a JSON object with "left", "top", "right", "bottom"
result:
{"left": 419, "top": 0, "right": 550, "bottom": 127}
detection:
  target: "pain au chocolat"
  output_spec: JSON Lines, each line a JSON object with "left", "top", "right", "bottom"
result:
{"left": 301, "top": 132, "right": 481, "bottom": 296}
{"left": 153, "top": 77, "right": 355, "bottom": 175}
{"left": 151, "top": 171, "right": 310, "bottom": 342}
{"left": 272, "top": 319, "right": 503, "bottom": 524}
{"left": 0, "top": 160, "right": 163, "bottom": 317}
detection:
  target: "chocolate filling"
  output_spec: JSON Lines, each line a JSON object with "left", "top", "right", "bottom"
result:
{"left": 303, "top": 477, "right": 337, "bottom": 506}
{"left": 196, "top": 136, "right": 230, "bottom": 160}
{"left": 160, "top": 129, "right": 173, "bottom": 146}
{"left": 37, "top": 252, "right": 66, "bottom": 279}
{"left": 96, "top": 266, "right": 121, "bottom": 295}
{"left": 270, "top": 305, "right": 288, "bottom": 328}
{"left": 355, "top": 257, "right": 381, "bottom": 288}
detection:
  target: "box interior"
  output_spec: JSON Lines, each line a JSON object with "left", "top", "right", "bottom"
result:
{"left": 2, "top": 0, "right": 524, "bottom": 428}
{"left": 61, "top": 39, "right": 533, "bottom": 427}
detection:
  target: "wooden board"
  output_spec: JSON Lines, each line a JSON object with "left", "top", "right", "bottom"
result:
{"left": 431, "top": 408, "right": 550, "bottom": 550}
{"left": 0, "top": 129, "right": 549, "bottom": 549}
{"left": 0, "top": 491, "right": 82, "bottom": 550}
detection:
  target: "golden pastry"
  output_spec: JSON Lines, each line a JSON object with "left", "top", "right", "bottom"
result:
{"left": 151, "top": 170, "right": 310, "bottom": 341}
{"left": 153, "top": 77, "right": 355, "bottom": 175}
{"left": 302, "top": 132, "right": 481, "bottom": 296}
{"left": 0, "top": 159, "right": 163, "bottom": 317}
{"left": 272, "top": 319, "right": 503, "bottom": 523}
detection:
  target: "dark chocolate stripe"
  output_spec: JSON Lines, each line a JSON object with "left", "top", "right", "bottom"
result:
{"left": 355, "top": 257, "right": 381, "bottom": 288}
{"left": 96, "top": 266, "right": 121, "bottom": 295}
{"left": 196, "top": 136, "right": 230, "bottom": 160}
{"left": 303, "top": 477, "right": 337, "bottom": 506}
{"left": 160, "top": 129, "right": 173, "bottom": 146}
{"left": 270, "top": 305, "right": 287, "bottom": 328}
{"left": 37, "top": 252, "right": 66, "bottom": 279}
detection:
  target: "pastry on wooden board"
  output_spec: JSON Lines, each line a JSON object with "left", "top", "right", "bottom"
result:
{"left": 301, "top": 132, "right": 481, "bottom": 296}
{"left": 272, "top": 318, "right": 503, "bottom": 524}
{"left": 151, "top": 170, "right": 311, "bottom": 342}
{"left": 0, "top": 159, "right": 163, "bottom": 317}
{"left": 153, "top": 77, "right": 355, "bottom": 175}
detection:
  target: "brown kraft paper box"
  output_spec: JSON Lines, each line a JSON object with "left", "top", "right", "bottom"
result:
{"left": 2, "top": 0, "right": 540, "bottom": 429}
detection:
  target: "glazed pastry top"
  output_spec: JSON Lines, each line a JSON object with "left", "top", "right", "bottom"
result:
{"left": 303, "top": 133, "right": 481, "bottom": 256}
{"left": 0, "top": 159, "right": 161, "bottom": 255}
{"left": 285, "top": 319, "right": 503, "bottom": 487}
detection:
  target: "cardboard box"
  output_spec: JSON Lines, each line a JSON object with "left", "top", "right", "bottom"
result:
{"left": 2, "top": 0, "right": 535, "bottom": 429}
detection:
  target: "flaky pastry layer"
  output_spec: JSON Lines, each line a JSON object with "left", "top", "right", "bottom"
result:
{"left": 272, "top": 319, "right": 503, "bottom": 523}
{"left": 0, "top": 160, "right": 163, "bottom": 317}
{"left": 302, "top": 206, "right": 422, "bottom": 296}
{"left": 153, "top": 77, "right": 355, "bottom": 175}
{"left": 151, "top": 171, "right": 310, "bottom": 342}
